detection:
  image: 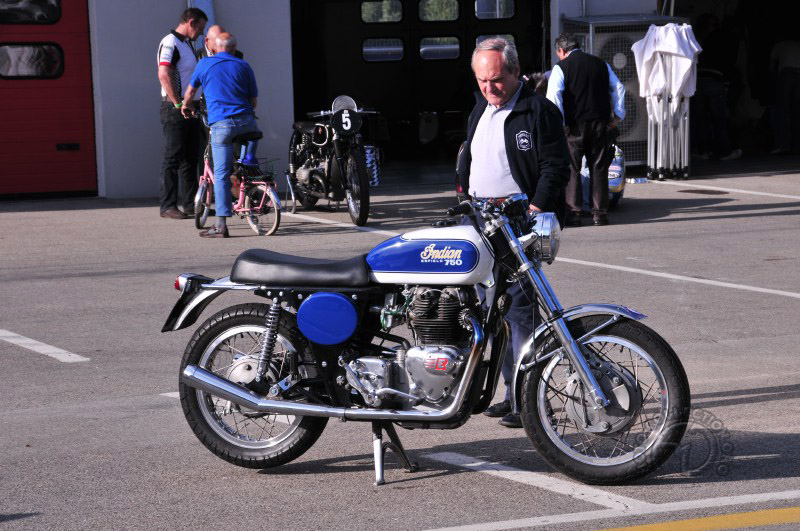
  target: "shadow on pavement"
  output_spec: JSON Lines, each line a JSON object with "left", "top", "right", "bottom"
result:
{"left": 0, "top": 513, "right": 41, "bottom": 523}
{"left": 260, "top": 383, "right": 800, "bottom": 487}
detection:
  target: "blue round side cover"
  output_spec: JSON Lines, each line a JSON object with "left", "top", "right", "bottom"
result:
{"left": 296, "top": 292, "right": 358, "bottom": 345}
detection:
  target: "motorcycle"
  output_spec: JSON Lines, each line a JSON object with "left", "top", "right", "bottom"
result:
{"left": 163, "top": 195, "right": 691, "bottom": 486}
{"left": 286, "top": 95, "right": 371, "bottom": 226}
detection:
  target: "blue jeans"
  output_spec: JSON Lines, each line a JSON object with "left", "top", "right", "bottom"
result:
{"left": 210, "top": 114, "right": 259, "bottom": 217}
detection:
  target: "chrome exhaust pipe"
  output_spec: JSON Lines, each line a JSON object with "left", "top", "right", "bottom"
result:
{"left": 181, "top": 318, "right": 485, "bottom": 422}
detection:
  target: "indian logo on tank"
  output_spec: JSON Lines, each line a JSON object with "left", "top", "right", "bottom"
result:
{"left": 420, "top": 244, "right": 463, "bottom": 265}
{"left": 516, "top": 130, "right": 532, "bottom": 151}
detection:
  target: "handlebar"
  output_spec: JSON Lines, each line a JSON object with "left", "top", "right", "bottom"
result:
{"left": 446, "top": 201, "right": 474, "bottom": 217}
{"left": 306, "top": 108, "right": 378, "bottom": 118}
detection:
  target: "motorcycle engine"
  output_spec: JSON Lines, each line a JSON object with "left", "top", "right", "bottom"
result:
{"left": 296, "top": 160, "right": 327, "bottom": 185}
{"left": 346, "top": 287, "right": 477, "bottom": 408}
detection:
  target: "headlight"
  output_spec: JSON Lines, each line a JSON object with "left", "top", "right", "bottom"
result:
{"left": 530, "top": 212, "right": 561, "bottom": 264}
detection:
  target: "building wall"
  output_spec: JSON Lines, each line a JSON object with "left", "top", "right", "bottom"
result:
{"left": 89, "top": 0, "right": 292, "bottom": 198}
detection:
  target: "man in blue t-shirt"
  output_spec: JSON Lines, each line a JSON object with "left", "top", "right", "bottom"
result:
{"left": 182, "top": 32, "right": 259, "bottom": 238}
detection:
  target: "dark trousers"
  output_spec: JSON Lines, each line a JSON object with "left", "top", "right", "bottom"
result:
{"left": 160, "top": 102, "right": 201, "bottom": 212}
{"left": 565, "top": 120, "right": 611, "bottom": 215}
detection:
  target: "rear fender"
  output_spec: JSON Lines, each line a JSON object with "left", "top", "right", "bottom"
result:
{"left": 510, "top": 304, "right": 647, "bottom": 413}
{"left": 161, "top": 275, "right": 259, "bottom": 332}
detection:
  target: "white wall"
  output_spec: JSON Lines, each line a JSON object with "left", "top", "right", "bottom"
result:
{"left": 215, "top": 0, "right": 293, "bottom": 191}
{"left": 548, "top": 0, "right": 659, "bottom": 66}
{"left": 89, "top": 0, "right": 293, "bottom": 198}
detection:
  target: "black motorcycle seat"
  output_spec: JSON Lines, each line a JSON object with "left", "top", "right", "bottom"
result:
{"left": 230, "top": 249, "right": 370, "bottom": 287}
{"left": 232, "top": 131, "right": 263, "bottom": 144}
{"left": 293, "top": 121, "right": 318, "bottom": 135}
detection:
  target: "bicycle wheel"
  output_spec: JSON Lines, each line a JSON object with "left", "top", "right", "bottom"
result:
{"left": 345, "top": 148, "right": 370, "bottom": 226}
{"left": 244, "top": 184, "right": 281, "bottom": 236}
{"left": 194, "top": 179, "right": 211, "bottom": 229}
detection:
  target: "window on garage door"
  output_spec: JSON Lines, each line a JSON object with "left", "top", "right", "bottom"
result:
{"left": 0, "top": 0, "right": 61, "bottom": 24}
{"left": 0, "top": 43, "right": 64, "bottom": 79}
{"left": 361, "top": 0, "right": 402, "bottom": 23}
{"left": 475, "top": 0, "right": 514, "bottom": 19}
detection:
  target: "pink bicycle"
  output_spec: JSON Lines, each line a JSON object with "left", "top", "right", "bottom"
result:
{"left": 194, "top": 130, "right": 281, "bottom": 236}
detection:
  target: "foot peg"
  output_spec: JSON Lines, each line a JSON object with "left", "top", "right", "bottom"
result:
{"left": 371, "top": 421, "right": 419, "bottom": 486}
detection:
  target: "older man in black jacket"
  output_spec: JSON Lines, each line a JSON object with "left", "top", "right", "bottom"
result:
{"left": 457, "top": 37, "right": 569, "bottom": 427}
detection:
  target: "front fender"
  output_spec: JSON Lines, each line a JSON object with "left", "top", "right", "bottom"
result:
{"left": 161, "top": 276, "right": 258, "bottom": 332}
{"left": 510, "top": 304, "right": 647, "bottom": 414}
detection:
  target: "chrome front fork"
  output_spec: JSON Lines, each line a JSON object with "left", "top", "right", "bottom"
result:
{"left": 500, "top": 224, "right": 610, "bottom": 407}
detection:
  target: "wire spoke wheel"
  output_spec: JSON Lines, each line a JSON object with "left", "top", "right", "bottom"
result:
{"left": 179, "top": 304, "right": 328, "bottom": 469}
{"left": 345, "top": 149, "right": 370, "bottom": 226}
{"left": 194, "top": 180, "right": 211, "bottom": 229}
{"left": 197, "top": 325, "right": 299, "bottom": 448}
{"left": 521, "top": 316, "right": 690, "bottom": 484}
{"left": 244, "top": 184, "right": 280, "bottom": 236}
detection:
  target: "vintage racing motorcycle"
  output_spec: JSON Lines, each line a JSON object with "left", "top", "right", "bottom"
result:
{"left": 286, "top": 95, "right": 370, "bottom": 226}
{"left": 163, "top": 195, "right": 691, "bottom": 485}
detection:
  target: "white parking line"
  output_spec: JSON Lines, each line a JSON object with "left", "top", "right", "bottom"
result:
{"left": 653, "top": 179, "right": 800, "bottom": 200}
{"left": 160, "top": 392, "right": 179, "bottom": 398}
{"left": 425, "top": 452, "right": 653, "bottom": 511}
{"left": 283, "top": 211, "right": 400, "bottom": 237}
{"left": 555, "top": 257, "right": 800, "bottom": 300}
{"left": 426, "top": 488, "right": 800, "bottom": 531}
{"left": 0, "top": 329, "right": 90, "bottom": 363}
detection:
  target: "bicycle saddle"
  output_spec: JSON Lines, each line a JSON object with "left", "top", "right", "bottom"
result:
{"left": 233, "top": 131, "right": 263, "bottom": 144}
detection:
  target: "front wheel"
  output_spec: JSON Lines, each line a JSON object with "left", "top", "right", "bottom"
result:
{"left": 179, "top": 303, "right": 327, "bottom": 469}
{"left": 521, "top": 316, "right": 690, "bottom": 484}
{"left": 345, "top": 149, "right": 370, "bottom": 226}
{"left": 194, "top": 179, "right": 211, "bottom": 229}
{"left": 244, "top": 184, "right": 281, "bottom": 236}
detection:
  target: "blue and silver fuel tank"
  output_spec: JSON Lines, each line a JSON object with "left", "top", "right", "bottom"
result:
{"left": 366, "top": 225, "right": 493, "bottom": 285}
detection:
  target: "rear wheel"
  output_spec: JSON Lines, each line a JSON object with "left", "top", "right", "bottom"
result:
{"left": 345, "top": 148, "right": 370, "bottom": 226}
{"left": 194, "top": 179, "right": 211, "bottom": 229}
{"left": 244, "top": 184, "right": 281, "bottom": 236}
{"left": 521, "top": 316, "right": 690, "bottom": 484}
{"left": 179, "top": 304, "right": 328, "bottom": 469}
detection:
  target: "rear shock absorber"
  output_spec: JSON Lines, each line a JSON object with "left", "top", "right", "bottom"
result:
{"left": 255, "top": 300, "right": 281, "bottom": 382}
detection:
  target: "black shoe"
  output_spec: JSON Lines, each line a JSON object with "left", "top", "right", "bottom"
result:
{"left": 592, "top": 213, "right": 609, "bottom": 226}
{"left": 160, "top": 208, "right": 188, "bottom": 220}
{"left": 566, "top": 212, "right": 582, "bottom": 227}
{"left": 499, "top": 412, "right": 523, "bottom": 428}
{"left": 199, "top": 226, "right": 229, "bottom": 238}
{"left": 483, "top": 400, "right": 511, "bottom": 418}
{"left": 183, "top": 207, "right": 195, "bottom": 217}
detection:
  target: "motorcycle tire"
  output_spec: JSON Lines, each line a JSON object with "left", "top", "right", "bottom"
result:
{"left": 345, "top": 148, "right": 370, "bottom": 226}
{"left": 179, "top": 303, "right": 328, "bottom": 469}
{"left": 521, "top": 315, "right": 690, "bottom": 485}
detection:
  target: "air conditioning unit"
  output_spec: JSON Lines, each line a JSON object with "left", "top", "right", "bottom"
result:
{"left": 561, "top": 15, "right": 686, "bottom": 166}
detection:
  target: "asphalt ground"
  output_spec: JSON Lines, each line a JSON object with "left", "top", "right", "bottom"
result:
{"left": 1, "top": 161, "right": 800, "bottom": 530}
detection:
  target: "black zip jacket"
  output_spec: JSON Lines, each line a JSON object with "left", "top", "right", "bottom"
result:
{"left": 457, "top": 84, "right": 570, "bottom": 226}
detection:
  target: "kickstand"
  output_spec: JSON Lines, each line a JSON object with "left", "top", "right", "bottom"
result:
{"left": 371, "top": 420, "right": 419, "bottom": 486}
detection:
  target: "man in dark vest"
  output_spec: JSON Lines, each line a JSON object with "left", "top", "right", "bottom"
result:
{"left": 546, "top": 33, "right": 625, "bottom": 226}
